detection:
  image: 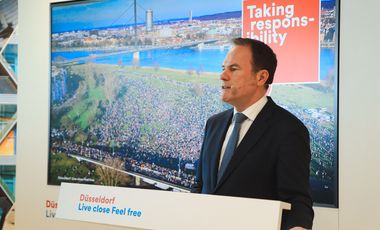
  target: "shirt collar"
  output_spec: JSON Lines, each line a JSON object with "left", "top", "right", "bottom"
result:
{"left": 233, "top": 96, "right": 268, "bottom": 121}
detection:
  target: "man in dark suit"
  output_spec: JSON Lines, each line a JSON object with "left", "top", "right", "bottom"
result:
{"left": 192, "top": 38, "right": 314, "bottom": 230}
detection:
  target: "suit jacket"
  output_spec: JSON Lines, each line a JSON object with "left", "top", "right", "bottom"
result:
{"left": 192, "top": 97, "right": 314, "bottom": 229}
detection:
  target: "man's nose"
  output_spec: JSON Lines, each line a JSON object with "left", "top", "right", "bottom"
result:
{"left": 220, "top": 70, "right": 229, "bottom": 81}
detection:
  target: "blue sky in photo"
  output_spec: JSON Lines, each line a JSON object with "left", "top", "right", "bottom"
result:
{"left": 52, "top": 0, "right": 242, "bottom": 33}
{"left": 52, "top": 0, "right": 335, "bottom": 33}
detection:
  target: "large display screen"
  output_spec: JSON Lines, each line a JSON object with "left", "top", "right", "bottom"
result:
{"left": 49, "top": 0, "right": 338, "bottom": 206}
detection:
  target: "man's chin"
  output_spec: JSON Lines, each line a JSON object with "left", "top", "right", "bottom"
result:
{"left": 221, "top": 95, "right": 232, "bottom": 104}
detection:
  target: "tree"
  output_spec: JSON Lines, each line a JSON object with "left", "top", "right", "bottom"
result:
{"left": 49, "top": 153, "right": 93, "bottom": 185}
{"left": 95, "top": 157, "right": 133, "bottom": 186}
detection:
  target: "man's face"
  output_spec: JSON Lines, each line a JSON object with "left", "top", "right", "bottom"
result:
{"left": 221, "top": 45, "right": 262, "bottom": 111}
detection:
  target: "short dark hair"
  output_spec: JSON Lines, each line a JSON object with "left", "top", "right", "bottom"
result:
{"left": 231, "top": 38, "right": 277, "bottom": 85}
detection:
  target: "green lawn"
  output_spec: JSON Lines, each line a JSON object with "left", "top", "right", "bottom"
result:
{"left": 272, "top": 84, "right": 334, "bottom": 111}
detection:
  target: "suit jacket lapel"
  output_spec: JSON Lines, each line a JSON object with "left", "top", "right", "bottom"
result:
{"left": 207, "top": 110, "right": 233, "bottom": 191}
{"left": 214, "top": 98, "right": 276, "bottom": 191}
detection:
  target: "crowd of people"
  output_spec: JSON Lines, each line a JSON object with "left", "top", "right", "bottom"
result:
{"left": 51, "top": 67, "right": 336, "bottom": 190}
{"left": 52, "top": 71, "right": 228, "bottom": 189}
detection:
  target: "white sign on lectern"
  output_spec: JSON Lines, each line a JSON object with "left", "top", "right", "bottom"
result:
{"left": 56, "top": 183, "right": 290, "bottom": 230}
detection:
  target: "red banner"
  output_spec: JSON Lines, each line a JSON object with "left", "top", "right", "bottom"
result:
{"left": 243, "top": 0, "right": 320, "bottom": 83}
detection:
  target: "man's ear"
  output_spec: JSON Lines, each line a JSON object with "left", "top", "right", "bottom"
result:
{"left": 256, "top": 69, "right": 269, "bottom": 86}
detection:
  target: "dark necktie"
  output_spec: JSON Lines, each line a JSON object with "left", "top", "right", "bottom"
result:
{"left": 217, "top": 112, "right": 247, "bottom": 183}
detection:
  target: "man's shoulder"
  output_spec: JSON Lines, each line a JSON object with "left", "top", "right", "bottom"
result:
{"left": 265, "top": 98, "right": 308, "bottom": 131}
{"left": 207, "top": 108, "right": 233, "bottom": 123}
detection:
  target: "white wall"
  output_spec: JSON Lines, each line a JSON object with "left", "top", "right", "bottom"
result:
{"left": 16, "top": 0, "right": 380, "bottom": 229}
{"left": 338, "top": 0, "right": 380, "bottom": 229}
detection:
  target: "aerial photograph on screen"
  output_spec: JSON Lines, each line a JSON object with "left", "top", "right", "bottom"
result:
{"left": 49, "top": 0, "right": 338, "bottom": 206}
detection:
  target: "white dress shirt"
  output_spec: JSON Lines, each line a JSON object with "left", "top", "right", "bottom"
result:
{"left": 219, "top": 96, "right": 268, "bottom": 168}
